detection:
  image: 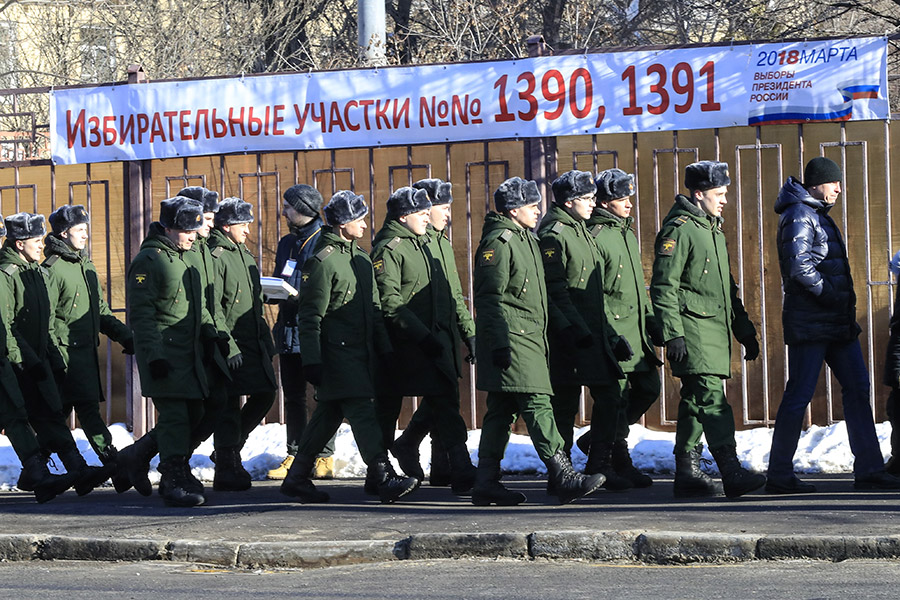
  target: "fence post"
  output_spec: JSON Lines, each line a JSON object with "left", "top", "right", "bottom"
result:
{"left": 123, "top": 64, "right": 150, "bottom": 437}
{"left": 524, "top": 36, "right": 557, "bottom": 205}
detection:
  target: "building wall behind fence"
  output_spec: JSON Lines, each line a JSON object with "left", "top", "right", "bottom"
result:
{"left": 0, "top": 120, "right": 895, "bottom": 436}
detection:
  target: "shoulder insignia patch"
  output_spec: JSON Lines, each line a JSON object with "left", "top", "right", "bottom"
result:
{"left": 314, "top": 245, "right": 335, "bottom": 262}
{"left": 542, "top": 246, "right": 562, "bottom": 264}
{"left": 657, "top": 237, "right": 677, "bottom": 257}
{"left": 44, "top": 255, "right": 60, "bottom": 267}
{"left": 133, "top": 273, "right": 148, "bottom": 286}
{"left": 550, "top": 221, "right": 565, "bottom": 234}
{"left": 478, "top": 248, "right": 497, "bottom": 266}
{"left": 673, "top": 215, "right": 689, "bottom": 227}
{"left": 386, "top": 237, "right": 402, "bottom": 251}
{"left": 589, "top": 224, "right": 604, "bottom": 237}
{"left": 1, "top": 263, "right": 17, "bottom": 275}
{"left": 373, "top": 258, "right": 385, "bottom": 274}
{"left": 498, "top": 230, "right": 513, "bottom": 243}
{"left": 210, "top": 247, "right": 225, "bottom": 258}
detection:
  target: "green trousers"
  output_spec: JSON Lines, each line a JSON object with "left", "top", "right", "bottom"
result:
{"left": 674, "top": 374, "right": 736, "bottom": 454}
{"left": 59, "top": 346, "right": 113, "bottom": 456}
{"left": 375, "top": 390, "right": 467, "bottom": 449}
{"left": 297, "top": 396, "right": 385, "bottom": 465}
{"left": 151, "top": 396, "right": 205, "bottom": 461}
{"left": 214, "top": 390, "right": 276, "bottom": 450}
{"left": 16, "top": 362, "right": 79, "bottom": 455}
{"left": 477, "top": 391, "right": 564, "bottom": 464}
{"left": 0, "top": 363, "right": 41, "bottom": 462}
{"left": 625, "top": 368, "right": 662, "bottom": 427}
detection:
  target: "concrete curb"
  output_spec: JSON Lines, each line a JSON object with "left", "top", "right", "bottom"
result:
{"left": 3, "top": 531, "right": 899, "bottom": 568}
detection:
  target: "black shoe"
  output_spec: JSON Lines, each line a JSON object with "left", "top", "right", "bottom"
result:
{"left": 19, "top": 453, "right": 78, "bottom": 504}
{"left": 673, "top": 444, "right": 724, "bottom": 498}
{"left": 446, "top": 444, "right": 476, "bottom": 494}
{"left": 585, "top": 442, "right": 634, "bottom": 492}
{"left": 59, "top": 448, "right": 116, "bottom": 496}
{"left": 280, "top": 454, "right": 329, "bottom": 503}
{"left": 612, "top": 439, "right": 653, "bottom": 488}
{"left": 854, "top": 471, "right": 900, "bottom": 490}
{"left": 391, "top": 428, "right": 427, "bottom": 481}
{"left": 114, "top": 435, "right": 158, "bottom": 496}
{"left": 368, "top": 454, "right": 418, "bottom": 503}
{"left": 546, "top": 450, "right": 605, "bottom": 504}
{"left": 429, "top": 437, "right": 451, "bottom": 487}
{"left": 158, "top": 457, "right": 206, "bottom": 507}
{"left": 765, "top": 475, "right": 816, "bottom": 494}
{"left": 471, "top": 462, "right": 526, "bottom": 506}
{"left": 213, "top": 446, "right": 252, "bottom": 491}
{"left": 886, "top": 455, "right": 900, "bottom": 476}
{"left": 709, "top": 445, "right": 766, "bottom": 499}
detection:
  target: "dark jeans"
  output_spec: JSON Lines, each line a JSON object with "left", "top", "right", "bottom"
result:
{"left": 768, "top": 339, "right": 883, "bottom": 479}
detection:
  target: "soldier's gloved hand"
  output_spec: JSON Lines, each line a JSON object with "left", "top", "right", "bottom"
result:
{"left": 120, "top": 338, "right": 135, "bottom": 355}
{"left": 26, "top": 362, "right": 49, "bottom": 382}
{"left": 575, "top": 333, "right": 594, "bottom": 349}
{"left": 491, "top": 347, "right": 512, "bottom": 370}
{"left": 418, "top": 333, "right": 444, "bottom": 359}
{"left": 665, "top": 337, "right": 688, "bottom": 362}
{"left": 227, "top": 353, "right": 244, "bottom": 371}
{"left": 648, "top": 321, "right": 665, "bottom": 347}
{"left": 613, "top": 336, "right": 633, "bottom": 361}
{"left": 149, "top": 359, "right": 171, "bottom": 380}
{"left": 304, "top": 363, "right": 323, "bottom": 387}
{"left": 464, "top": 336, "right": 477, "bottom": 365}
{"left": 216, "top": 333, "right": 231, "bottom": 357}
{"left": 741, "top": 337, "right": 760, "bottom": 361}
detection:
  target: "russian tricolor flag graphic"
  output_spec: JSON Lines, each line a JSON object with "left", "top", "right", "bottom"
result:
{"left": 748, "top": 82, "right": 881, "bottom": 126}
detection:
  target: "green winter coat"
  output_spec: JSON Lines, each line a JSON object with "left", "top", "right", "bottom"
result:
{"left": 207, "top": 227, "right": 277, "bottom": 395}
{"left": 0, "top": 245, "right": 65, "bottom": 372}
{"left": 297, "top": 228, "right": 392, "bottom": 402}
{"left": 127, "top": 223, "right": 215, "bottom": 399}
{"left": 473, "top": 212, "right": 552, "bottom": 394}
{"left": 586, "top": 208, "right": 662, "bottom": 373}
{"left": 649, "top": 195, "right": 756, "bottom": 378}
{"left": 371, "top": 218, "right": 460, "bottom": 395}
{"left": 426, "top": 224, "right": 476, "bottom": 368}
{"left": 184, "top": 235, "right": 230, "bottom": 378}
{"left": 42, "top": 233, "right": 132, "bottom": 404}
{"left": 537, "top": 204, "right": 622, "bottom": 386}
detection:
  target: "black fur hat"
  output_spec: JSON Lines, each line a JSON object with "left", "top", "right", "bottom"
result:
{"left": 177, "top": 186, "right": 220, "bottom": 214}
{"left": 412, "top": 178, "right": 453, "bottom": 206}
{"left": 49, "top": 204, "right": 90, "bottom": 235}
{"left": 494, "top": 177, "right": 542, "bottom": 213}
{"left": 284, "top": 184, "right": 324, "bottom": 218}
{"left": 684, "top": 161, "right": 731, "bottom": 192}
{"left": 159, "top": 197, "right": 204, "bottom": 231}
{"left": 386, "top": 187, "right": 432, "bottom": 220}
{"left": 324, "top": 191, "right": 368, "bottom": 226}
{"left": 595, "top": 169, "right": 635, "bottom": 203}
{"left": 0, "top": 214, "right": 6, "bottom": 238}
{"left": 4, "top": 212, "right": 46, "bottom": 241}
{"left": 551, "top": 170, "right": 596, "bottom": 206}
{"left": 804, "top": 157, "right": 842, "bottom": 188}
{"left": 215, "top": 197, "right": 254, "bottom": 226}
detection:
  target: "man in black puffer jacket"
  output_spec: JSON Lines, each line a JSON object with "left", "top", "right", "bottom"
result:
{"left": 767, "top": 157, "right": 900, "bottom": 493}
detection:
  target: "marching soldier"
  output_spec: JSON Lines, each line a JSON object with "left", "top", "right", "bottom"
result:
{"left": 267, "top": 184, "right": 336, "bottom": 481}
{"left": 0, "top": 212, "right": 112, "bottom": 496}
{"left": 208, "top": 197, "right": 277, "bottom": 490}
{"left": 127, "top": 197, "right": 217, "bottom": 507}
{"left": 573, "top": 169, "right": 663, "bottom": 488}
{"left": 279, "top": 190, "right": 418, "bottom": 504}
{"left": 0, "top": 214, "right": 77, "bottom": 503}
{"left": 372, "top": 186, "right": 476, "bottom": 493}
{"left": 537, "top": 170, "right": 632, "bottom": 491}
{"left": 650, "top": 161, "right": 765, "bottom": 498}
{"left": 43, "top": 205, "right": 134, "bottom": 475}
{"left": 471, "top": 176, "right": 604, "bottom": 505}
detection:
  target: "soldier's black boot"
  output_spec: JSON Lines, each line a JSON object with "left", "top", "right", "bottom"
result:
{"left": 470, "top": 460, "right": 526, "bottom": 506}
{"left": 367, "top": 454, "right": 418, "bottom": 503}
{"left": 59, "top": 447, "right": 116, "bottom": 496}
{"left": 886, "top": 389, "right": 900, "bottom": 475}
{"left": 158, "top": 456, "right": 206, "bottom": 507}
{"left": 545, "top": 450, "right": 605, "bottom": 504}
{"left": 390, "top": 421, "right": 429, "bottom": 481}
{"left": 19, "top": 452, "right": 78, "bottom": 504}
{"left": 160, "top": 457, "right": 203, "bottom": 496}
{"left": 612, "top": 439, "right": 653, "bottom": 488}
{"left": 113, "top": 434, "right": 157, "bottom": 495}
{"left": 213, "top": 446, "right": 252, "bottom": 491}
{"left": 280, "top": 454, "right": 329, "bottom": 503}
{"left": 585, "top": 441, "right": 634, "bottom": 491}
{"left": 429, "top": 435, "right": 451, "bottom": 487}
{"left": 673, "top": 444, "right": 724, "bottom": 497}
{"left": 709, "top": 444, "right": 766, "bottom": 498}
{"left": 15, "top": 450, "right": 48, "bottom": 492}
{"left": 446, "top": 443, "right": 476, "bottom": 494}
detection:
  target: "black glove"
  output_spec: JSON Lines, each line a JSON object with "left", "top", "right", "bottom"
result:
{"left": 419, "top": 333, "right": 444, "bottom": 359}
{"left": 149, "top": 359, "right": 171, "bottom": 380}
{"left": 216, "top": 334, "right": 231, "bottom": 358}
{"left": 665, "top": 337, "right": 688, "bottom": 362}
{"left": 612, "top": 336, "right": 633, "bottom": 362}
{"left": 575, "top": 333, "right": 594, "bottom": 349}
{"left": 26, "top": 362, "right": 49, "bottom": 382}
{"left": 304, "top": 363, "right": 323, "bottom": 387}
{"left": 464, "top": 336, "right": 476, "bottom": 365}
{"left": 120, "top": 338, "right": 135, "bottom": 355}
{"left": 648, "top": 321, "right": 665, "bottom": 347}
{"left": 741, "top": 337, "right": 760, "bottom": 361}
{"left": 227, "top": 353, "right": 244, "bottom": 371}
{"left": 491, "top": 347, "right": 512, "bottom": 370}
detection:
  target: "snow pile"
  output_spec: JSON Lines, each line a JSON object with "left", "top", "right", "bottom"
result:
{"left": 0, "top": 419, "right": 893, "bottom": 487}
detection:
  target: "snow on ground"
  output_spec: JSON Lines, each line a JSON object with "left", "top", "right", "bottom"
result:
{"left": 0, "top": 419, "right": 893, "bottom": 488}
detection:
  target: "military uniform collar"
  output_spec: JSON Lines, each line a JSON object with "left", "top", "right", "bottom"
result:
{"left": 44, "top": 233, "right": 84, "bottom": 262}
{"left": 674, "top": 194, "right": 722, "bottom": 228}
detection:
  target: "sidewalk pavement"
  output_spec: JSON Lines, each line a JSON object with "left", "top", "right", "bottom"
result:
{"left": 1, "top": 473, "right": 899, "bottom": 568}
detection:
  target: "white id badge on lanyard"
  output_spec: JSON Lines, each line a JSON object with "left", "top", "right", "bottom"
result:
{"left": 281, "top": 259, "right": 297, "bottom": 278}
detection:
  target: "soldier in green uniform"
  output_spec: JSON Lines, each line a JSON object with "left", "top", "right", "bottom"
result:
{"left": 0, "top": 214, "right": 77, "bottom": 503}
{"left": 0, "top": 212, "right": 112, "bottom": 496}
{"left": 279, "top": 190, "right": 418, "bottom": 504}
{"left": 371, "top": 186, "right": 476, "bottom": 494}
{"left": 127, "top": 197, "right": 216, "bottom": 507}
{"left": 43, "top": 205, "right": 134, "bottom": 475}
{"left": 471, "top": 176, "right": 605, "bottom": 506}
{"left": 407, "top": 177, "right": 476, "bottom": 488}
{"left": 649, "top": 161, "right": 765, "bottom": 499}
{"left": 538, "top": 170, "right": 634, "bottom": 492}
{"left": 572, "top": 169, "right": 663, "bottom": 489}
{"left": 208, "top": 197, "right": 277, "bottom": 491}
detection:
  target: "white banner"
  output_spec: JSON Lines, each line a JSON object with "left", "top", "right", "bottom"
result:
{"left": 50, "top": 36, "right": 888, "bottom": 165}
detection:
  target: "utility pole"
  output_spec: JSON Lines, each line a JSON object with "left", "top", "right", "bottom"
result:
{"left": 357, "top": 0, "right": 386, "bottom": 66}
